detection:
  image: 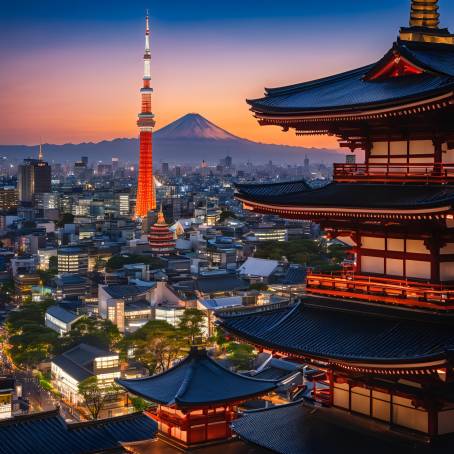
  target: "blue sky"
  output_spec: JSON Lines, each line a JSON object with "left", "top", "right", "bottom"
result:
{"left": 2, "top": 1, "right": 454, "bottom": 146}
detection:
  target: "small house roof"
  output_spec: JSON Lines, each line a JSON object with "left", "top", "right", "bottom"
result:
{"left": 238, "top": 257, "right": 279, "bottom": 278}
{"left": 117, "top": 347, "right": 276, "bottom": 407}
{"left": 0, "top": 409, "right": 156, "bottom": 454}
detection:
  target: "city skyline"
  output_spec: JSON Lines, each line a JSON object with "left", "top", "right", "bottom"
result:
{"left": 2, "top": 0, "right": 454, "bottom": 150}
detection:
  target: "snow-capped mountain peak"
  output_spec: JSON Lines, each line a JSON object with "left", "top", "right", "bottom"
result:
{"left": 155, "top": 113, "right": 240, "bottom": 140}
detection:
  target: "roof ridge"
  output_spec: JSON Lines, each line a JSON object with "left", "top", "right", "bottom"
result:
{"left": 239, "top": 399, "right": 308, "bottom": 415}
{"left": 0, "top": 409, "right": 60, "bottom": 426}
{"left": 264, "top": 302, "right": 301, "bottom": 333}
{"left": 67, "top": 411, "right": 148, "bottom": 430}
{"left": 261, "top": 64, "right": 374, "bottom": 97}
{"left": 174, "top": 351, "right": 198, "bottom": 403}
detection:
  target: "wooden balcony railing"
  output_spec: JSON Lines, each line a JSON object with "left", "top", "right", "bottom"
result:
{"left": 334, "top": 162, "right": 454, "bottom": 184}
{"left": 306, "top": 272, "right": 454, "bottom": 310}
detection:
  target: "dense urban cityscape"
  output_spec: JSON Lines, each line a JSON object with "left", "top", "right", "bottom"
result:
{"left": 2, "top": 0, "right": 454, "bottom": 453}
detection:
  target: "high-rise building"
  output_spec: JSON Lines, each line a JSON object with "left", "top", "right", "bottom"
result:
{"left": 17, "top": 145, "right": 51, "bottom": 205}
{"left": 161, "top": 162, "right": 169, "bottom": 174}
{"left": 135, "top": 13, "right": 156, "bottom": 218}
{"left": 112, "top": 157, "right": 119, "bottom": 172}
{"left": 0, "top": 186, "right": 18, "bottom": 211}
{"left": 57, "top": 247, "right": 88, "bottom": 275}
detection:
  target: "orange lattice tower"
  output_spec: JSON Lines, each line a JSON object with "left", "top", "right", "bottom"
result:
{"left": 135, "top": 13, "right": 156, "bottom": 218}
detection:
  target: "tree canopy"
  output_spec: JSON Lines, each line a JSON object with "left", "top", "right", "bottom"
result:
{"left": 106, "top": 254, "right": 164, "bottom": 272}
{"left": 226, "top": 343, "right": 255, "bottom": 371}
{"left": 61, "top": 317, "right": 121, "bottom": 352}
{"left": 6, "top": 300, "right": 59, "bottom": 368}
{"left": 121, "top": 320, "right": 185, "bottom": 375}
{"left": 78, "top": 376, "right": 121, "bottom": 420}
{"left": 254, "top": 238, "right": 348, "bottom": 271}
{"left": 121, "top": 309, "right": 207, "bottom": 375}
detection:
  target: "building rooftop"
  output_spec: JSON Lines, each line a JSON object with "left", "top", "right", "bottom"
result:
{"left": 195, "top": 275, "right": 249, "bottom": 294}
{"left": 278, "top": 265, "right": 307, "bottom": 286}
{"left": 125, "top": 299, "right": 151, "bottom": 312}
{"left": 231, "top": 401, "right": 437, "bottom": 454}
{"left": 199, "top": 296, "right": 243, "bottom": 311}
{"left": 117, "top": 347, "right": 276, "bottom": 408}
{"left": 58, "top": 247, "right": 85, "bottom": 254}
{"left": 103, "top": 285, "right": 151, "bottom": 299}
{"left": 218, "top": 298, "right": 454, "bottom": 366}
{"left": 54, "top": 274, "right": 90, "bottom": 286}
{"left": 0, "top": 409, "right": 156, "bottom": 454}
{"left": 238, "top": 257, "right": 279, "bottom": 278}
{"left": 46, "top": 305, "right": 81, "bottom": 324}
{"left": 52, "top": 343, "right": 115, "bottom": 383}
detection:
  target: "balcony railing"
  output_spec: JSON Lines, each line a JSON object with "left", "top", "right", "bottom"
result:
{"left": 334, "top": 162, "right": 454, "bottom": 184}
{"left": 306, "top": 272, "right": 454, "bottom": 310}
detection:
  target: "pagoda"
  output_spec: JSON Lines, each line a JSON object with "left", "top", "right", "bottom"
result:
{"left": 148, "top": 209, "right": 175, "bottom": 256}
{"left": 219, "top": 0, "right": 454, "bottom": 440}
{"left": 116, "top": 347, "right": 276, "bottom": 449}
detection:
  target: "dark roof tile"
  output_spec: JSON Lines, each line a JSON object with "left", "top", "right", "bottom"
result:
{"left": 117, "top": 347, "right": 276, "bottom": 407}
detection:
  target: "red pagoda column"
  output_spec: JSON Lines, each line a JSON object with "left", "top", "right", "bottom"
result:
{"left": 135, "top": 13, "right": 156, "bottom": 219}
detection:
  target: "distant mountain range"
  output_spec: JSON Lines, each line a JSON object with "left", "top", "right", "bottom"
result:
{"left": 0, "top": 113, "right": 342, "bottom": 165}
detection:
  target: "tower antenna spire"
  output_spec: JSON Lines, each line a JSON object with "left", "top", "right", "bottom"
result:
{"left": 38, "top": 142, "right": 43, "bottom": 161}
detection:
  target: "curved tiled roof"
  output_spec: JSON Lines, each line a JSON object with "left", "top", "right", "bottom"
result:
{"left": 231, "top": 402, "right": 419, "bottom": 454}
{"left": 117, "top": 347, "right": 276, "bottom": 407}
{"left": 218, "top": 301, "right": 454, "bottom": 364}
{"left": 248, "top": 40, "right": 454, "bottom": 115}
{"left": 0, "top": 410, "right": 156, "bottom": 454}
{"left": 236, "top": 181, "right": 454, "bottom": 210}
{"left": 236, "top": 179, "right": 311, "bottom": 198}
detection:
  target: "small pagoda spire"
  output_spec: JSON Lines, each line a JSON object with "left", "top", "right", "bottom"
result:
{"left": 410, "top": 0, "right": 439, "bottom": 29}
{"left": 157, "top": 202, "right": 165, "bottom": 224}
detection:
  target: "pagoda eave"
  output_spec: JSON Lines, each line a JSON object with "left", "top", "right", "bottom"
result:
{"left": 217, "top": 301, "right": 454, "bottom": 374}
{"left": 238, "top": 196, "right": 453, "bottom": 222}
{"left": 223, "top": 326, "right": 450, "bottom": 374}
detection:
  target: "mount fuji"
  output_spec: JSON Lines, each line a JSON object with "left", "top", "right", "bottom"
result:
{"left": 155, "top": 113, "right": 239, "bottom": 141}
{"left": 0, "top": 113, "right": 341, "bottom": 165}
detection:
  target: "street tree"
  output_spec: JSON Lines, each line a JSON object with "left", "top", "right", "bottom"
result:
{"left": 178, "top": 308, "right": 206, "bottom": 345}
{"left": 78, "top": 376, "right": 121, "bottom": 420}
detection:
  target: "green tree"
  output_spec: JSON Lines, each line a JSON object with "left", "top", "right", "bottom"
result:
{"left": 219, "top": 210, "right": 237, "bottom": 223}
{"left": 178, "top": 308, "right": 206, "bottom": 345}
{"left": 61, "top": 317, "right": 121, "bottom": 352}
{"left": 48, "top": 256, "right": 58, "bottom": 274}
{"left": 106, "top": 254, "right": 163, "bottom": 272}
{"left": 211, "top": 327, "right": 229, "bottom": 354}
{"left": 130, "top": 396, "right": 150, "bottom": 412}
{"left": 226, "top": 343, "right": 255, "bottom": 371}
{"left": 253, "top": 238, "right": 348, "bottom": 271}
{"left": 126, "top": 320, "right": 185, "bottom": 374}
{"left": 78, "top": 377, "right": 121, "bottom": 420}
{"left": 56, "top": 213, "right": 74, "bottom": 228}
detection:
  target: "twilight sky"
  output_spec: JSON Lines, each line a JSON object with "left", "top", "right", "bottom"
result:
{"left": 1, "top": 0, "right": 454, "bottom": 149}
